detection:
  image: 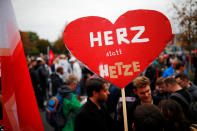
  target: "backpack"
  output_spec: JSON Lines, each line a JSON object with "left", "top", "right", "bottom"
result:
{"left": 170, "top": 91, "right": 197, "bottom": 123}
{"left": 46, "top": 93, "right": 65, "bottom": 127}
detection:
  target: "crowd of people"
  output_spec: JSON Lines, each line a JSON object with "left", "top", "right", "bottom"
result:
{"left": 26, "top": 52, "right": 197, "bottom": 131}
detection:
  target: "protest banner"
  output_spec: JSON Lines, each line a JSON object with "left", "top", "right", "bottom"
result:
{"left": 0, "top": 0, "right": 44, "bottom": 130}
{"left": 63, "top": 10, "right": 172, "bottom": 131}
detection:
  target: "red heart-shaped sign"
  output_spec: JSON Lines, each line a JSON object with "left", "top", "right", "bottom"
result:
{"left": 63, "top": 10, "right": 172, "bottom": 88}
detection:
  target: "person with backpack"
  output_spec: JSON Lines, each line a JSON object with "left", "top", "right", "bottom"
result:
{"left": 61, "top": 74, "right": 82, "bottom": 131}
{"left": 46, "top": 74, "right": 82, "bottom": 131}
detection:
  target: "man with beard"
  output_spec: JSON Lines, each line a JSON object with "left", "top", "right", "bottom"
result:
{"left": 74, "top": 77, "right": 120, "bottom": 131}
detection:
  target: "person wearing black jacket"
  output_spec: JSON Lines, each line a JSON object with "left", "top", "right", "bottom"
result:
{"left": 164, "top": 77, "right": 193, "bottom": 120}
{"left": 175, "top": 72, "right": 197, "bottom": 101}
{"left": 50, "top": 66, "right": 64, "bottom": 96}
{"left": 36, "top": 57, "right": 50, "bottom": 110}
{"left": 74, "top": 77, "right": 120, "bottom": 131}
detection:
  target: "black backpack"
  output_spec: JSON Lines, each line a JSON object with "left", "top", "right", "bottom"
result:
{"left": 170, "top": 91, "right": 197, "bottom": 123}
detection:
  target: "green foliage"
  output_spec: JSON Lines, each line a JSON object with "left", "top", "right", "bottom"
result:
{"left": 52, "top": 37, "right": 69, "bottom": 55}
{"left": 20, "top": 31, "right": 51, "bottom": 55}
{"left": 20, "top": 29, "right": 70, "bottom": 56}
{"left": 28, "top": 32, "right": 39, "bottom": 43}
{"left": 36, "top": 39, "right": 51, "bottom": 54}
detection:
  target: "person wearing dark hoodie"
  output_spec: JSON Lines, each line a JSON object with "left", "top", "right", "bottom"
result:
{"left": 59, "top": 74, "right": 82, "bottom": 131}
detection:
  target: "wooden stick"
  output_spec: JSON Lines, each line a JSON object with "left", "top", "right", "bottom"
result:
{"left": 121, "top": 88, "right": 128, "bottom": 131}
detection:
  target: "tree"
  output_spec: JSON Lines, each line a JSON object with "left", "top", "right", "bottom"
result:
{"left": 172, "top": 0, "right": 197, "bottom": 74}
{"left": 53, "top": 37, "right": 69, "bottom": 55}
{"left": 20, "top": 31, "right": 31, "bottom": 55}
{"left": 36, "top": 39, "right": 51, "bottom": 54}
{"left": 28, "top": 32, "right": 39, "bottom": 43}
{"left": 20, "top": 31, "right": 42, "bottom": 55}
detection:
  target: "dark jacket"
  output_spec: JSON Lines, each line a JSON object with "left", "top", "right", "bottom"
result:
{"left": 37, "top": 64, "right": 49, "bottom": 87}
{"left": 152, "top": 91, "right": 169, "bottom": 101}
{"left": 51, "top": 73, "right": 64, "bottom": 95}
{"left": 145, "top": 65, "right": 157, "bottom": 90}
{"left": 74, "top": 99, "right": 120, "bottom": 131}
{"left": 29, "top": 66, "right": 39, "bottom": 89}
{"left": 187, "top": 82, "right": 197, "bottom": 101}
{"left": 169, "top": 89, "right": 193, "bottom": 116}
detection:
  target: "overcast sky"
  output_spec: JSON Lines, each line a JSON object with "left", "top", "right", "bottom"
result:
{"left": 11, "top": 0, "right": 175, "bottom": 42}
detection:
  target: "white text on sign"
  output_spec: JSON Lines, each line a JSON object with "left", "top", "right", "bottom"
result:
{"left": 90, "top": 26, "right": 149, "bottom": 47}
{"left": 106, "top": 49, "right": 122, "bottom": 57}
{"left": 99, "top": 61, "right": 140, "bottom": 78}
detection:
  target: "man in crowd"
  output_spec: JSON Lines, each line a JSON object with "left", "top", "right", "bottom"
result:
{"left": 162, "top": 59, "right": 177, "bottom": 78}
{"left": 153, "top": 77, "right": 168, "bottom": 100}
{"left": 175, "top": 73, "right": 197, "bottom": 101}
{"left": 133, "top": 76, "right": 161, "bottom": 105}
{"left": 174, "top": 61, "right": 187, "bottom": 75}
{"left": 74, "top": 77, "right": 120, "bottom": 131}
{"left": 126, "top": 76, "right": 161, "bottom": 131}
{"left": 164, "top": 77, "right": 193, "bottom": 118}
{"left": 36, "top": 57, "right": 50, "bottom": 110}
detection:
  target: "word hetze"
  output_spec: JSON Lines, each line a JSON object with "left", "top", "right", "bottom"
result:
{"left": 99, "top": 61, "right": 140, "bottom": 78}
{"left": 90, "top": 26, "right": 149, "bottom": 47}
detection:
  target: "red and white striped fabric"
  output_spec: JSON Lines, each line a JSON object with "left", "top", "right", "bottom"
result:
{"left": 0, "top": 0, "right": 44, "bottom": 130}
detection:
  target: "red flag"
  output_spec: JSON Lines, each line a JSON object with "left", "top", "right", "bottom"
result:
{"left": 194, "top": 48, "right": 197, "bottom": 53}
{"left": 0, "top": 0, "right": 44, "bottom": 130}
{"left": 49, "top": 49, "right": 55, "bottom": 66}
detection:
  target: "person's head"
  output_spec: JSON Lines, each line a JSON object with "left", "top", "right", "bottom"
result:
{"left": 159, "top": 99, "right": 190, "bottom": 131}
{"left": 59, "top": 54, "right": 67, "bottom": 60}
{"left": 69, "top": 57, "right": 76, "bottom": 64}
{"left": 56, "top": 66, "right": 64, "bottom": 75}
{"left": 65, "top": 74, "right": 79, "bottom": 91}
{"left": 158, "top": 56, "right": 164, "bottom": 63}
{"left": 29, "top": 59, "right": 37, "bottom": 68}
{"left": 133, "top": 76, "right": 152, "bottom": 104}
{"left": 86, "top": 77, "right": 109, "bottom": 103}
{"left": 36, "top": 57, "right": 43, "bottom": 65}
{"left": 175, "top": 61, "right": 186, "bottom": 73}
{"left": 171, "top": 59, "right": 177, "bottom": 69}
{"left": 133, "top": 104, "right": 164, "bottom": 131}
{"left": 54, "top": 57, "right": 60, "bottom": 63}
{"left": 175, "top": 73, "right": 190, "bottom": 89}
{"left": 164, "top": 77, "right": 182, "bottom": 93}
{"left": 155, "top": 77, "right": 166, "bottom": 94}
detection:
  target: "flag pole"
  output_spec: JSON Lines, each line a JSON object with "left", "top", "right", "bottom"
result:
{"left": 47, "top": 46, "right": 49, "bottom": 65}
{"left": 121, "top": 88, "right": 128, "bottom": 131}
